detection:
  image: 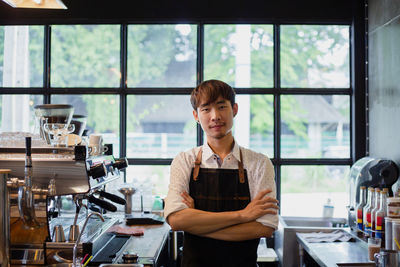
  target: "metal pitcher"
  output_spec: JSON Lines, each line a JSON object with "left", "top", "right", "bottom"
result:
{"left": 374, "top": 249, "right": 400, "bottom": 267}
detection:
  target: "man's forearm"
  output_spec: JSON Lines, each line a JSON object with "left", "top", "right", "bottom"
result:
{"left": 168, "top": 189, "right": 278, "bottom": 235}
{"left": 167, "top": 208, "right": 245, "bottom": 235}
{"left": 201, "top": 221, "right": 274, "bottom": 241}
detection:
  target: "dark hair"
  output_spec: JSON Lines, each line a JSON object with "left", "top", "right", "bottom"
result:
{"left": 190, "top": 80, "right": 236, "bottom": 110}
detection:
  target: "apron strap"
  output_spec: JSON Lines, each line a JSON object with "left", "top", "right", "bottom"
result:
{"left": 238, "top": 149, "right": 245, "bottom": 183}
{"left": 193, "top": 148, "right": 202, "bottom": 181}
{"left": 193, "top": 146, "right": 245, "bottom": 183}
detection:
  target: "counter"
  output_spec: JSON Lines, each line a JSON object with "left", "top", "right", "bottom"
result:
{"left": 274, "top": 215, "right": 348, "bottom": 266}
{"left": 113, "top": 222, "right": 170, "bottom": 267}
{"left": 296, "top": 230, "right": 372, "bottom": 267}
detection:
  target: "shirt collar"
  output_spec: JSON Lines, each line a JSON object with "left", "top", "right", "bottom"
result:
{"left": 202, "top": 140, "right": 241, "bottom": 162}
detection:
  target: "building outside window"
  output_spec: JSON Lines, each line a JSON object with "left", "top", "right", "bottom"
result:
{"left": 0, "top": 23, "right": 352, "bottom": 218}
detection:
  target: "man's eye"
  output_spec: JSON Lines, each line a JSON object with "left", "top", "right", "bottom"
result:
{"left": 219, "top": 105, "right": 227, "bottom": 109}
{"left": 201, "top": 108, "right": 209, "bottom": 112}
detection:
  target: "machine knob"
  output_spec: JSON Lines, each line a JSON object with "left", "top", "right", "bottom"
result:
{"left": 113, "top": 157, "right": 128, "bottom": 170}
{"left": 88, "top": 163, "right": 107, "bottom": 179}
{"left": 122, "top": 252, "right": 139, "bottom": 264}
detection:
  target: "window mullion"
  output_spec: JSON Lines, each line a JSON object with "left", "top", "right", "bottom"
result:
{"left": 44, "top": 25, "right": 51, "bottom": 104}
{"left": 120, "top": 24, "right": 128, "bottom": 159}
{"left": 197, "top": 23, "right": 204, "bottom": 146}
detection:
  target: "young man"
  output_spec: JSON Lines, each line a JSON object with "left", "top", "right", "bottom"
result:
{"left": 164, "top": 80, "right": 279, "bottom": 267}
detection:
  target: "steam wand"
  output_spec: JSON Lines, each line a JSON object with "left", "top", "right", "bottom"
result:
{"left": 72, "top": 212, "right": 104, "bottom": 267}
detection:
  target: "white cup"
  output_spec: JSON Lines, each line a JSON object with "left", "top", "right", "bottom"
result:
{"left": 89, "top": 144, "right": 108, "bottom": 156}
{"left": 89, "top": 134, "right": 103, "bottom": 146}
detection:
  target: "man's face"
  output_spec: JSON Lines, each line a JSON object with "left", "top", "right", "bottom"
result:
{"left": 193, "top": 96, "right": 238, "bottom": 140}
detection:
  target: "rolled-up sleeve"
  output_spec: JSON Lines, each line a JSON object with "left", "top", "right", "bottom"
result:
{"left": 254, "top": 156, "right": 279, "bottom": 230}
{"left": 164, "top": 152, "right": 192, "bottom": 221}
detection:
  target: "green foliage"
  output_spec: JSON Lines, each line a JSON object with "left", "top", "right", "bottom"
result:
{"left": 127, "top": 24, "right": 197, "bottom": 87}
{"left": 29, "top": 26, "right": 44, "bottom": 87}
{"left": 281, "top": 95, "right": 308, "bottom": 139}
{"left": 127, "top": 95, "right": 137, "bottom": 132}
{"left": 204, "top": 25, "right": 236, "bottom": 83}
{"left": 0, "top": 24, "right": 349, "bottom": 141}
{"left": 250, "top": 25, "right": 274, "bottom": 87}
{"left": 250, "top": 95, "right": 273, "bottom": 135}
{"left": 50, "top": 25, "right": 121, "bottom": 133}
{"left": 51, "top": 25, "right": 120, "bottom": 87}
{"left": 82, "top": 95, "right": 119, "bottom": 133}
{"left": 128, "top": 25, "right": 175, "bottom": 86}
{"left": 281, "top": 25, "right": 349, "bottom": 87}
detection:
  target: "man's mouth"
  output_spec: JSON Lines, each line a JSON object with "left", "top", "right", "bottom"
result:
{"left": 210, "top": 124, "right": 224, "bottom": 129}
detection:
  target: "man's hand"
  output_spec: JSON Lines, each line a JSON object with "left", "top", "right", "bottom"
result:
{"left": 181, "top": 191, "right": 195, "bottom": 208}
{"left": 238, "top": 189, "right": 279, "bottom": 222}
{"left": 180, "top": 189, "right": 278, "bottom": 223}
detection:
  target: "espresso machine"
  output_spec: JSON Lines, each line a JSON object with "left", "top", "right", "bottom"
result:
{"left": 0, "top": 136, "right": 129, "bottom": 266}
{"left": 347, "top": 156, "right": 399, "bottom": 232}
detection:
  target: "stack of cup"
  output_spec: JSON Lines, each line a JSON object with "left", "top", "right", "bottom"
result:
{"left": 385, "top": 197, "right": 400, "bottom": 251}
{"left": 89, "top": 134, "right": 108, "bottom": 156}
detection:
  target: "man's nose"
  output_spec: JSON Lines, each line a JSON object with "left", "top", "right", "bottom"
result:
{"left": 210, "top": 108, "right": 221, "bottom": 121}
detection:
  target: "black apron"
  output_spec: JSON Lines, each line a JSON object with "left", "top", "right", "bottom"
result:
{"left": 182, "top": 148, "right": 260, "bottom": 267}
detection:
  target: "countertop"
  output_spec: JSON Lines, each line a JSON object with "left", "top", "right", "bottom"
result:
{"left": 111, "top": 214, "right": 170, "bottom": 266}
{"left": 296, "top": 230, "right": 372, "bottom": 267}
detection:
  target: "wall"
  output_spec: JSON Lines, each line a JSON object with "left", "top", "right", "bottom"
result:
{"left": 369, "top": 0, "right": 400, "bottom": 164}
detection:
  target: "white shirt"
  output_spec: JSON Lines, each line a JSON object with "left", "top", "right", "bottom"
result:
{"left": 164, "top": 141, "right": 278, "bottom": 230}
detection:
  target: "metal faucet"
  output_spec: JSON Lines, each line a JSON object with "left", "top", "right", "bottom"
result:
{"left": 69, "top": 197, "right": 88, "bottom": 242}
{"left": 72, "top": 212, "right": 104, "bottom": 267}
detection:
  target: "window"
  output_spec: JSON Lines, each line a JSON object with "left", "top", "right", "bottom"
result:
{"left": 0, "top": 94, "right": 43, "bottom": 132}
{"left": 0, "top": 23, "right": 353, "bottom": 218}
{"left": 51, "top": 25, "right": 121, "bottom": 88}
{"left": 280, "top": 25, "right": 350, "bottom": 88}
{"left": 126, "top": 95, "right": 195, "bottom": 158}
{"left": 0, "top": 25, "right": 44, "bottom": 88}
{"left": 51, "top": 94, "right": 120, "bottom": 156}
{"left": 127, "top": 24, "right": 197, "bottom": 87}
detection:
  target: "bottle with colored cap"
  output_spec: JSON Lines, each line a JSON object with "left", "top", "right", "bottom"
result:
{"left": 356, "top": 186, "right": 367, "bottom": 233}
{"left": 364, "top": 187, "right": 375, "bottom": 237}
{"left": 375, "top": 188, "right": 389, "bottom": 244}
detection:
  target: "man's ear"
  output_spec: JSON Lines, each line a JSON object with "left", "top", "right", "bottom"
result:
{"left": 233, "top": 103, "right": 238, "bottom": 117}
{"left": 193, "top": 109, "right": 199, "bottom": 122}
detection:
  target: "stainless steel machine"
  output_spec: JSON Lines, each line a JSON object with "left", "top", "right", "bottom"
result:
{"left": 0, "top": 139, "right": 129, "bottom": 266}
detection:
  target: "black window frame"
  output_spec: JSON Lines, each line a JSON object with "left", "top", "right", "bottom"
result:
{"left": 0, "top": 8, "right": 367, "bottom": 209}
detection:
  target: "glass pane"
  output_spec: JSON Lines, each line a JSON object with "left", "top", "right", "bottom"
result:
{"left": 233, "top": 95, "right": 274, "bottom": 157}
{"left": 0, "top": 95, "right": 43, "bottom": 132}
{"left": 281, "top": 95, "right": 350, "bottom": 158}
{"left": 281, "top": 165, "right": 350, "bottom": 218}
{"left": 51, "top": 25, "right": 120, "bottom": 87}
{"left": 125, "top": 165, "right": 170, "bottom": 197}
{"left": 51, "top": 94, "right": 120, "bottom": 156}
{"left": 126, "top": 95, "right": 195, "bottom": 158}
{"left": 0, "top": 26, "right": 44, "bottom": 87}
{"left": 127, "top": 24, "right": 197, "bottom": 87}
{"left": 281, "top": 25, "right": 350, "bottom": 88}
{"left": 204, "top": 24, "right": 273, "bottom": 87}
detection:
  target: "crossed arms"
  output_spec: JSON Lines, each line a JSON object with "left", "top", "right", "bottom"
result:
{"left": 167, "top": 189, "right": 279, "bottom": 241}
